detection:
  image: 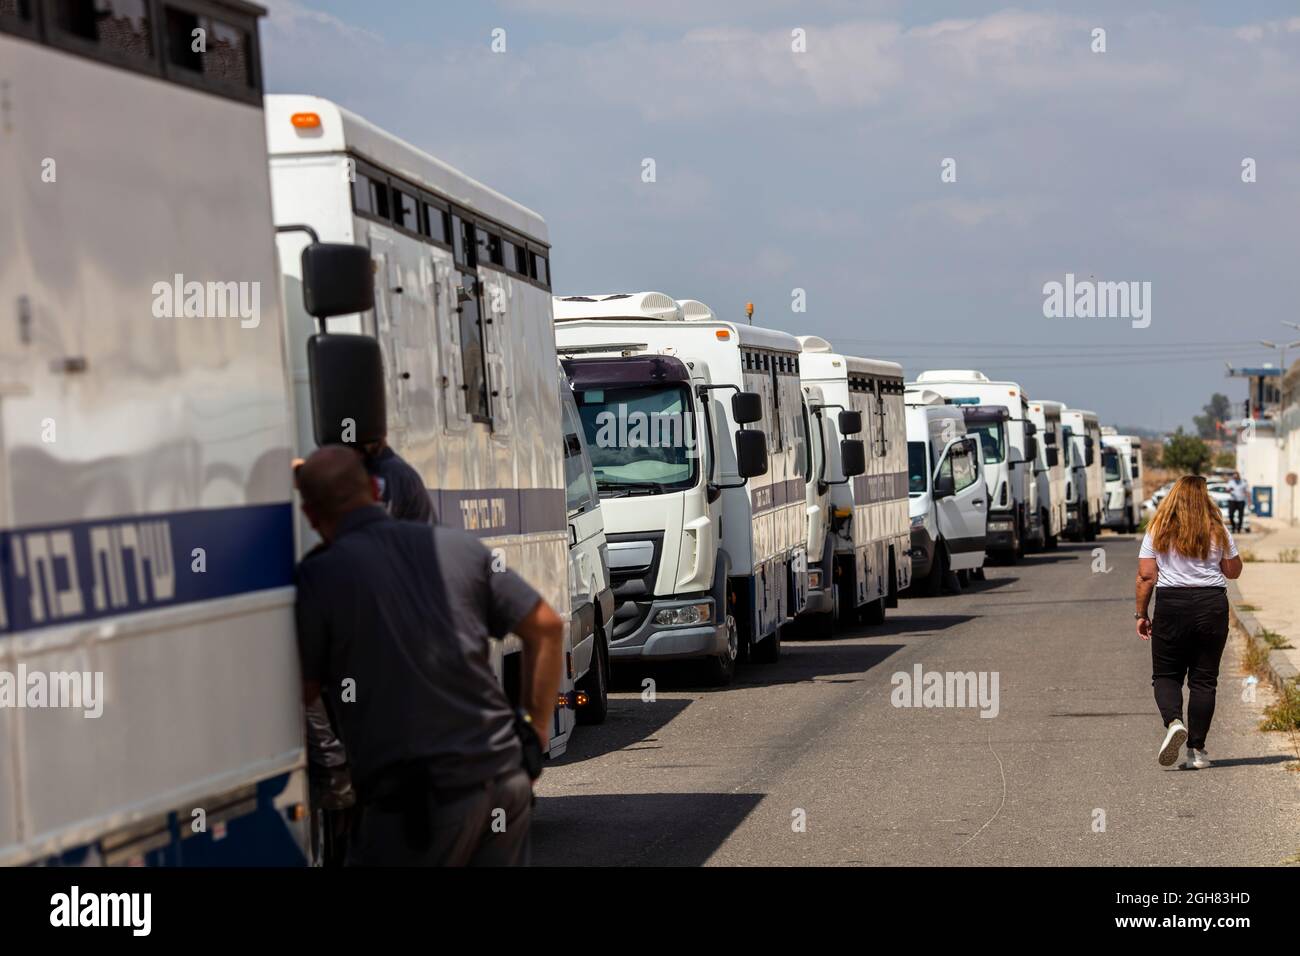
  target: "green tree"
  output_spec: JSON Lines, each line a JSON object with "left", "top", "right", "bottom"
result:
{"left": 1163, "top": 428, "right": 1211, "bottom": 474}
{"left": 1192, "top": 392, "right": 1232, "bottom": 440}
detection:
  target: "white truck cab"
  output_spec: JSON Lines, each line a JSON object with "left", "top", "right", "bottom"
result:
{"left": 1101, "top": 429, "right": 1142, "bottom": 533}
{"left": 904, "top": 390, "right": 989, "bottom": 593}
{"left": 912, "top": 371, "right": 1042, "bottom": 560}
{"left": 798, "top": 337, "right": 911, "bottom": 626}
{"left": 1028, "top": 399, "right": 1067, "bottom": 548}
{"left": 1060, "top": 408, "right": 1104, "bottom": 541}
{"left": 554, "top": 293, "right": 808, "bottom": 684}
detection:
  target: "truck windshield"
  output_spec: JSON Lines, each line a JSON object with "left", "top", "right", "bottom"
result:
{"left": 1103, "top": 449, "right": 1122, "bottom": 482}
{"left": 574, "top": 384, "right": 698, "bottom": 496}
{"left": 908, "top": 441, "right": 928, "bottom": 495}
{"left": 967, "top": 423, "right": 1005, "bottom": 464}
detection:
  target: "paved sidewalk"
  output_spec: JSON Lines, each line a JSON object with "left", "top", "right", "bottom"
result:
{"left": 1230, "top": 516, "right": 1300, "bottom": 686}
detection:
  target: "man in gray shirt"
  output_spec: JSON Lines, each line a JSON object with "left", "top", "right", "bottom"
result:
{"left": 294, "top": 446, "right": 564, "bottom": 865}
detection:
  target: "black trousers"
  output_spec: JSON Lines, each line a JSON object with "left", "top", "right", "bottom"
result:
{"left": 347, "top": 767, "right": 532, "bottom": 866}
{"left": 1150, "top": 587, "right": 1229, "bottom": 750}
{"left": 1227, "top": 500, "right": 1246, "bottom": 533}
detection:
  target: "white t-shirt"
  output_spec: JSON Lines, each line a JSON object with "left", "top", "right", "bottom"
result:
{"left": 1226, "top": 478, "right": 1249, "bottom": 502}
{"left": 1139, "top": 531, "right": 1238, "bottom": 588}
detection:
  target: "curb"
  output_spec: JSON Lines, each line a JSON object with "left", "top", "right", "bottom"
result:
{"left": 1227, "top": 580, "right": 1300, "bottom": 694}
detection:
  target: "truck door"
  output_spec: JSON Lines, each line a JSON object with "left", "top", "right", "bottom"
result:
{"left": 935, "top": 436, "right": 986, "bottom": 567}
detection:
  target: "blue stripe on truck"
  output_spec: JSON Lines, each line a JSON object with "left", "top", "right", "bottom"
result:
{"left": 0, "top": 503, "right": 295, "bottom": 638}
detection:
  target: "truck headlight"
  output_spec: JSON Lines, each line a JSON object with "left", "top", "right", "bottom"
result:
{"left": 910, "top": 514, "right": 926, "bottom": 529}
{"left": 808, "top": 568, "right": 823, "bottom": 590}
{"left": 653, "top": 603, "right": 712, "bottom": 627}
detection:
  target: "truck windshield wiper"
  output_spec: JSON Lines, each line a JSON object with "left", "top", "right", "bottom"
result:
{"left": 597, "top": 480, "right": 665, "bottom": 498}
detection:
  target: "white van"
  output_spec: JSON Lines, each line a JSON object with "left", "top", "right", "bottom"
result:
{"left": 1101, "top": 430, "right": 1142, "bottom": 533}
{"left": 1059, "top": 408, "right": 1104, "bottom": 541}
{"left": 1027, "top": 400, "right": 1067, "bottom": 548}
{"left": 912, "top": 371, "right": 1042, "bottom": 560}
{"left": 799, "top": 337, "right": 912, "bottom": 625}
{"left": 266, "top": 95, "right": 588, "bottom": 753}
{"left": 554, "top": 293, "right": 824, "bottom": 682}
{"left": 904, "top": 391, "right": 989, "bottom": 594}
{"left": 559, "top": 370, "right": 615, "bottom": 721}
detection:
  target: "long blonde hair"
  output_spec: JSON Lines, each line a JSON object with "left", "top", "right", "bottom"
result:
{"left": 1149, "top": 475, "right": 1228, "bottom": 560}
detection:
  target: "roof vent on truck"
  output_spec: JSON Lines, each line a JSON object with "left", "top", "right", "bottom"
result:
{"left": 798, "top": 335, "right": 834, "bottom": 353}
{"left": 905, "top": 387, "right": 946, "bottom": 406}
{"left": 676, "top": 299, "right": 719, "bottom": 322}
{"left": 552, "top": 292, "right": 681, "bottom": 322}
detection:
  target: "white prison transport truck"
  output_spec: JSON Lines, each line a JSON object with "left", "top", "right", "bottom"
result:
{"left": 912, "top": 371, "right": 1042, "bottom": 560}
{"left": 0, "top": 0, "right": 368, "bottom": 866}
{"left": 264, "top": 95, "right": 598, "bottom": 748}
{"left": 553, "top": 293, "right": 802, "bottom": 684}
{"left": 904, "top": 390, "right": 988, "bottom": 594}
{"left": 798, "top": 337, "right": 910, "bottom": 626}
{"left": 1027, "top": 399, "right": 1066, "bottom": 548}
{"left": 1101, "top": 429, "right": 1142, "bottom": 533}
{"left": 1060, "top": 407, "right": 1104, "bottom": 541}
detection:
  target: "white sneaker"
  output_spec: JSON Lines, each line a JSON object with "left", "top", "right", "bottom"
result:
{"left": 1184, "top": 748, "right": 1211, "bottom": 770}
{"left": 1158, "top": 720, "right": 1187, "bottom": 767}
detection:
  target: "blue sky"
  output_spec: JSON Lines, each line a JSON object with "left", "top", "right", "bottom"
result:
{"left": 260, "top": 1, "right": 1300, "bottom": 431}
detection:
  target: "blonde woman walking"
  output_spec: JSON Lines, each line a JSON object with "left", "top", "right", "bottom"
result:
{"left": 1135, "top": 476, "right": 1243, "bottom": 770}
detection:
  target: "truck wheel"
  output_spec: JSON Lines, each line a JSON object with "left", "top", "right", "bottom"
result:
{"left": 701, "top": 615, "right": 738, "bottom": 686}
{"left": 971, "top": 565, "right": 986, "bottom": 581}
{"left": 751, "top": 624, "right": 781, "bottom": 664}
{"left": 576, "top": 624, "right": 610, "bottom": 725}
{"left": 1083, "top": 505, "right": 1096, "bottom": 542}
{"left": 1042, "top": 509, "right": 1058, "bottom": 549}
{"left": 862, "top": 595, "right": 886, "bottom": 624}
{"left": 923, "top": 544, "right": 947, "bottom": 597}
{"left": 809, "top": 611, "right": 835, "bottom": 640}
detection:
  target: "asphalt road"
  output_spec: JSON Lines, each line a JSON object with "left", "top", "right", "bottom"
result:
{"left": 533, "top": 535, "right": 1300, "bottom": 866}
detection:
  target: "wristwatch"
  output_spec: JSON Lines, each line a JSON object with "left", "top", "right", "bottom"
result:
{"left": 1134, "top": 612, "right": 1149, "bottom": 621}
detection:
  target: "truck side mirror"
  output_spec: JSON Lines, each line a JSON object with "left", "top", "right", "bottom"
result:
{"left": 732, "top": 391, "right": 763, "bottom": 425}
{"left": 1084, "top": 436, "right": 1095, "bottom": 467}
{"left": 933, "top": 468, "right": 955, "bottom": 499}
{"left": 837, "top": 410, "right": 863, "bottom": 436}
{"left": 307, "top": 333, "right": 387, "bottom": 447}
{"left": 735, "top": 429, "right": 768, "bottom": 478}
{"left": 1046, "top": 446, "right": 1059, "bottom": 468}
{"left": 302, "top": 242, "right": 375, "bottom": 318}
{"left": 1026, "top": 436, "right": 1039, "bottom": 462}
{"left": 839, "top": 439, "right": 866, "bottom": 477}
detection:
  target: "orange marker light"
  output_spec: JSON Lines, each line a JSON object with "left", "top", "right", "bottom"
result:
{"left": 716, "top": 330, "right": 731, "bottom": 340}
{"left": 291, "top": 112, "right": 321, "bottom": 129}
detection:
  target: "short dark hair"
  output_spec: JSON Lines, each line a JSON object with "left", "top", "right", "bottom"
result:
{"left": 296, "top": 445, "right": 372, "bottom": 519}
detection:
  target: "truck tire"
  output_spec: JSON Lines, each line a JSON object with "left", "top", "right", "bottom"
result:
{"left": 1043, "top": 509, "right": 1058, "bottom": 549}
{"left": 922, "top": 543, "right": 947, "bottom": 597}
{"left": 576, "top": 622, "right": 610, "bottom": 725}
{"left": 1083, "top": 504, "right": 1096, "bottom": 542}
{"left": 701, "top": 615, "right": 739, "bottom": 686}
{"left": 809, "top": 610, "right": 835, "bottom": 640}
{"left": 862, "top": 594, "right": 886, "bottom": 624}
